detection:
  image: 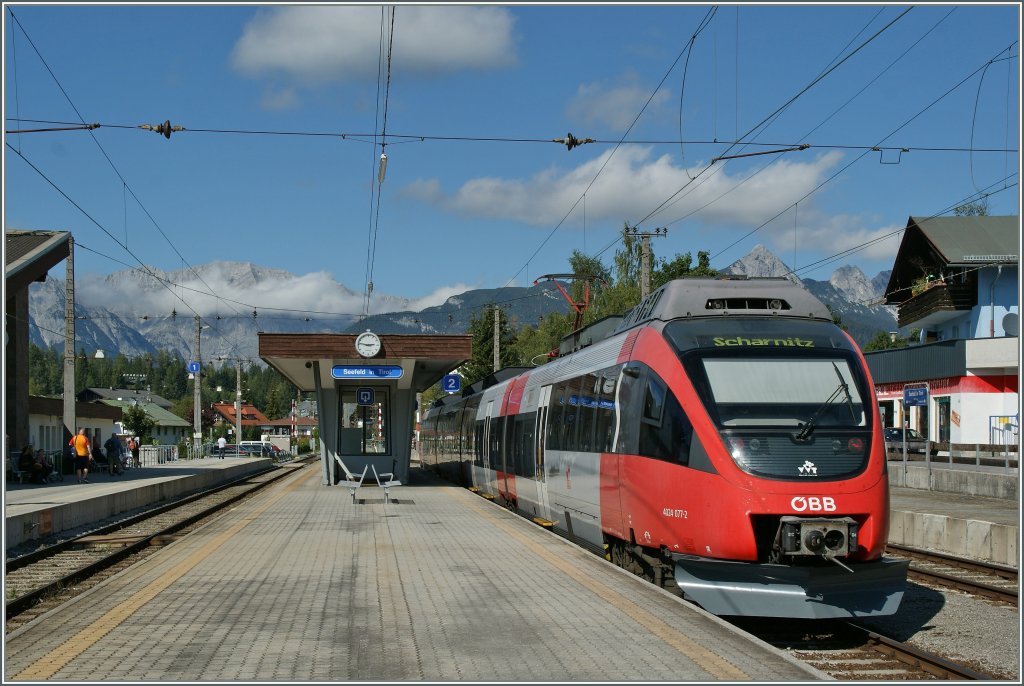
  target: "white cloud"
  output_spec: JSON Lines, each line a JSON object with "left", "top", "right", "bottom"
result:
{"left": 406, "top": 283, "right": 476, "bottom": 311}
{"left": 76, "top": 263, "right": 474, "bottom": 320}
{"left": 231, "top": 6, "right": 517, "bottom": 84}
{"left": 566, "top": 79, "right": 670, "bottom": 132}
{"left": 765, "top": 213, "right": 905, "bottom": 264}
{"left": 411, "top": 146, "right": 844, "bottom": 228}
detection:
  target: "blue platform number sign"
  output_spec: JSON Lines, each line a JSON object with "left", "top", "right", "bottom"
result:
{"left": 187, "top": 361, "right": 201, "bottom": 374}
{"left": 357, "top": 388, "right": 375, "bottom": 406}
{"left": 442, "top": 373, "right": 461, "bottom": 394}
{"left": 903, "top": 385, "right": 928, "bottom": 407}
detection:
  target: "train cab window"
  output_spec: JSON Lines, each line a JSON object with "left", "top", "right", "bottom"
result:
{"left": 638, "top": 371, "right": 692, "bottom": 464}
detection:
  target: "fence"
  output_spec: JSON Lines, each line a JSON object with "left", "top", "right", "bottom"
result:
{"left": 139, "top": 444, "right": 179, "bottom": 466}
{"left": 886, "top": 441, "right": 1018, "bottom": 472}
{"left": 989, "top": 414, "right": 1020, "bottom": 448}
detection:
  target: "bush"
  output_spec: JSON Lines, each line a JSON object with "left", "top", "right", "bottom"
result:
{"left": 297, "top": 436, "right": 310, "bottom": 454}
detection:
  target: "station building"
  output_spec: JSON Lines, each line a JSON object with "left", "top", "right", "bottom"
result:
{"left": 259, "top": 332, "right": 471, "bottom": 485}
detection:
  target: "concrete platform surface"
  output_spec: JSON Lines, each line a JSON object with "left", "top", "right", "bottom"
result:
{"left": 888, "top": 484, "right": 1019, "bottom": 566}
{"left": 3, "top": 465, "right": 826, "bottom": 682}
{"left": 4, "top": 457, "right": 274, "bottom": 550}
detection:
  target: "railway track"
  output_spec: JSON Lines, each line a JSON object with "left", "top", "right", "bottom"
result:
{"left": 753, "top": 620, "right": 1000, "bottom": 680}
{"left": 5, "top": 459, "right": 312, "bottom": 633}
{"left": 886, "top": 543, "right": 1018, "bottom": 606}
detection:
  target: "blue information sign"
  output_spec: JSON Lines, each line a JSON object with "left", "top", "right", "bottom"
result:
{"left": 187, "top": 361, "right": 201, "bottom": 374}
{"left": 357, "top": 388, "right": 375, "bottom": 406}
{"left": 331, "top": 365, "right": 404, "bottom": 379}
{"left": 442, "top": 373, "right": 461, "bottom": 393}
{"left": 903, "top": 386, "right": 928, "bottom": 407}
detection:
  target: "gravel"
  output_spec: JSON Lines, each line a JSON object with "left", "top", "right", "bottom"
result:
{"left": 858, "top": 580, "right": 1020, "bottom": 680}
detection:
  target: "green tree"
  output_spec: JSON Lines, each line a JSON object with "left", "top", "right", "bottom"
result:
{"left": 863, "top": 331, "right": 910, "bottom": 352}
{"left": 121, "top": 404, "right": 156, "bottom": 442}
{"left": 460, "top": 306, "right": 519, "bottom": 386}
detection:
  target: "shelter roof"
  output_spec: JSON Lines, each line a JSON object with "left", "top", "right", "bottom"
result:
{"left": 5, "top": 229, "right": 71, "bottom": 292}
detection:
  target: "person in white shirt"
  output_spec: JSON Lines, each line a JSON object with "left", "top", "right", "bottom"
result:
{"left": 217, "top": 436, "right": 227, "bottom": 458}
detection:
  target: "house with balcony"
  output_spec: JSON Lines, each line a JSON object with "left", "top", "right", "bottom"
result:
{"left": 865, "top": 215, "right": 1018, "bottom": 446}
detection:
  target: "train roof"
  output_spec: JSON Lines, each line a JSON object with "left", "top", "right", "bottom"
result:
{"left": 613, "top": 276, "right": 833, "bottom": 334}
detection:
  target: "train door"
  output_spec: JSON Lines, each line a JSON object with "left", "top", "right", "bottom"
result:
{"left": 532, "top": 385, "right": 553, "bottom": 521}
{"left": 481, "top": 400, "right": 495, "bottom": 494}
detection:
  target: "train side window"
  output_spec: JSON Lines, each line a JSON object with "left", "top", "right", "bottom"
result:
{"left": 474, "top": 420, "right": 484, "bottom": 466}
{"left": 547, "top": 382, "right": 566, "bottom": 451}
{"left": 577, "top": 373, "right": 599, "bottom": 452}
{"left": 562, "top": 376, "right": 583, "bottom": 451}
{"left": 593, "top": 366, "right": 619, "bottom": 453}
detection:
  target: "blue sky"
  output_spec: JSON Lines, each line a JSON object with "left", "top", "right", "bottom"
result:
{"left": 4, "top": 3, "right": 1021, "bottom": 319}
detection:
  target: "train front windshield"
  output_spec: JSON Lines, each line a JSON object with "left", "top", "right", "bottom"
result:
{"left": 665, "top": 318, "right": 874, "bottom": 480}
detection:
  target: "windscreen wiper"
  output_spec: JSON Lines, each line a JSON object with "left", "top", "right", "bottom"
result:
{"left": 793, "top": 364, "right": 853, "bottom": 442}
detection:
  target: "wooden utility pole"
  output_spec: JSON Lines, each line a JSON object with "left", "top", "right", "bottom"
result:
{"left": 235, "top": 359, "right": 243, "bottom": 445}
{"left": 493, "top": 306, "right": 500, "bottom": 372}
{"left": 624, "top": 227, "right": 668, "bottom": 297}
{"left": 193, "top": 316, "right": 203, "bottom": 459}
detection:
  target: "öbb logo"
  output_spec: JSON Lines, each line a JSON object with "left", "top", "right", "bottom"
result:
{"left": 790, "top": 496, "right": 837, "bottom": 512}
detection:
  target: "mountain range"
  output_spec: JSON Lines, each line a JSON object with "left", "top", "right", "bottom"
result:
{"left": 27, "top": 246, "right": 897, "bottom": 364}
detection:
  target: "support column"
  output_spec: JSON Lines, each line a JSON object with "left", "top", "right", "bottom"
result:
{"left": 63, "top": 236, "right": 76, "bottom": 448}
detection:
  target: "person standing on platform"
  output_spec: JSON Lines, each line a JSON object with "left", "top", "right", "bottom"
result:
{"left": 217, "top": 435, "right": 227, "bottom": 459}
{"left": 128, "top": 435, "right": 140, "bottom": 468}
{"left": 70, "top": 428, "right": 91, "bottom": 483}
{"left": 104, "top": 434, "right": 123, "bottom": 476}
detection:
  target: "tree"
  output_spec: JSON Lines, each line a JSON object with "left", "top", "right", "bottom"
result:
{"left": 652, "top": 250, "right": 718, "bottom": 288}
{"left": 953, "top": 199, "right": 989, "bottom": 216}
{"left": 121, "top": 404, "right": 155, "bottom": 442}
{"left": 460, "top": 306, "right": 519, "bottom": 386}
{"left": 863, "top": 331, "right": 909, "bottom": 352}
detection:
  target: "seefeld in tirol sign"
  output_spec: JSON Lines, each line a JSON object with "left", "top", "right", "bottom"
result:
{"left": 331, "top": 365, "right": 404, "bottom": 379}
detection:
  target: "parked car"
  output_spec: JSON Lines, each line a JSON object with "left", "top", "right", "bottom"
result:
{"left": 884, "top": 427, "right": 927, "bottom": 454}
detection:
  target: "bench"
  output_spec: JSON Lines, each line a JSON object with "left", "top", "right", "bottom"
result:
{"left": 372, "top": 465, "right": 402, "bottom": 504}
{"left": 9, "top": 455, "right": 29, "bottom": 484}
{"left": 335, "top": 457, "right": 368, "bottom": 501}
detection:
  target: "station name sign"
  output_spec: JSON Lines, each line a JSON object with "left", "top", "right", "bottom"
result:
{"left": 331, "top": 365, "right": 404, "bottom": 379}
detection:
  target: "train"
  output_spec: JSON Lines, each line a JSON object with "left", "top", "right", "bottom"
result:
{"left": 420, "top": 276, "right": 909, "bottom": 619}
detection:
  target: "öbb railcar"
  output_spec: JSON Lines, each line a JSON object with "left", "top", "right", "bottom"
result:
{"left": 421, "top": 277, "right": 908, "bottom": 619}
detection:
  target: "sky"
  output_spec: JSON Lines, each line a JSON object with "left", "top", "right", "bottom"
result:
{"left": 3, "top": 2, "right": 1021, "bottom": 322}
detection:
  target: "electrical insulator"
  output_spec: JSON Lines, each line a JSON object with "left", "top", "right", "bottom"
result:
{"left": 378, "top": 153, "right": 388, "bottom": 184}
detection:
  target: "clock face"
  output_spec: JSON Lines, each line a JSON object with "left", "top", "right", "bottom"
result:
{"left": 355, "top": 331, "right": 381, "bottom": 358}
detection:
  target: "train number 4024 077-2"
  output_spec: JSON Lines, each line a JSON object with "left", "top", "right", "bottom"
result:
{"left": 662, "top": 508, "right": 688, "bottom": 518}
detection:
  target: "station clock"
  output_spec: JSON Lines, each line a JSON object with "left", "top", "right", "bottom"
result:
{"left": 355, "top": 330, "right": 382, "bottom": 358}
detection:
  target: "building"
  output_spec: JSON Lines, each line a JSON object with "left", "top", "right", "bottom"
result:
{"left": 210, "top": 401, "right": 272, "bottom": 441}
{"left": 100, "top": 398, "right": 190, "bottom": 446}
{"left": 26, "top": 396, "right": 122, "bottom": 457}
{"left": 865, "top": 215, "right": 1019, "bottom": 445}
{"left": 79, "top": 387, "right": 174, "bottom": 410}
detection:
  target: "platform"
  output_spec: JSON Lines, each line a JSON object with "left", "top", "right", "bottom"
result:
{"left": 4, "top": 456, "right": 274, "bottom": 550}
{"left": 3, "top": 464, "right": 825, "bottom": 681}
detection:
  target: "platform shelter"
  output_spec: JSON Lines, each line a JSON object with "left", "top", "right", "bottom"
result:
{"left": 259, "top": 332, "right": 472, "bottom": 486}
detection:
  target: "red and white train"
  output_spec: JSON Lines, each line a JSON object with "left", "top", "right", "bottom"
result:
{"left": 421, "top": 277, "right": 908, "bottom": 618}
